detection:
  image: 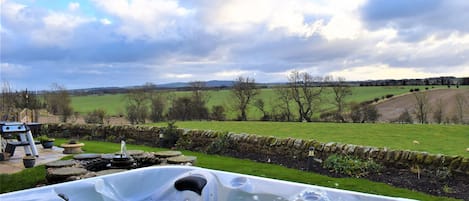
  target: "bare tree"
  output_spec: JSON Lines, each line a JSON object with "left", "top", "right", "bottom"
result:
{"left": 125, "top": 86, "right": 149, "bottom": 124}
{"left": 273, "top": 86, "right": 293, "bottom": 121}
{"left": 45, "top": 83, "right": 73, "bottom": 122}
{"left": 394, "top": 109, "right": 413, "bottom": 124}
{"left": 455, "top": 93, "right": 467, "bottom": 124}
{"left": 1, "top": 81, "right": 16, "bottom": 121}
{"left": 149, "top": 93, "right": 166, "bottom": 122}
{"left": 254, "top": 99, "right": 270, "bottom": 121}
{"left": 413, "top": 92, "right": 430, "bottom": 124}
{"left": 350, "top": 102, "right": 380, "bottom": 123}
{"left": 432, "top": 98, "right": 444, "bottom": 124}
{"left": 189, "top": 81, "right": 209, "bottom": 120}
{"left": 288, "top": 71, "right": 325, "bottom": 122}
{"left": 210, "top": 105, "right": 226, "bottom": 121}
{"left": 168, "top": 97, "right": 192, "bottom": 120}
{"left": 231, "top": 76, "right": 259, "bottom": 121}
{"left": 331, "top": 77, "right": 352, "bottom": 122}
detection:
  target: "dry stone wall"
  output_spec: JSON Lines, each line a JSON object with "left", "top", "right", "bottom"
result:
{"left": 43, "top": 124, "right": 469, "bottom": 178}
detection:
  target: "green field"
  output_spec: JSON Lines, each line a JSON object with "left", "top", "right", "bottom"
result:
{"left": 1, "top": 139, "right": 458, "bottom": 200}
{"left": 149, "top": 121, "right": 469, "bottom": 157}
{"left": 71, "top": 85, "right": 442, "bottom": 119}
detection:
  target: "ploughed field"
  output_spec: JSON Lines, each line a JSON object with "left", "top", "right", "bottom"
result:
{"left": 375, "top": 88, "right": 469, "bottom": 123}
{"left": 149, "top": 121, "right": 469, "bottom": 157}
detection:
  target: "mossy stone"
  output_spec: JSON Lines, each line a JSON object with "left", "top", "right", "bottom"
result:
{"left": 449, "top": 157, "right": 462, "bottom": 171}
{"left": 423, "top": 154, "right": 434, "bottom": 165}
{"left": 167, "top": 155, "right": 197, "bottom": 164}
{"left": 154, "top": 151, "right": 182, "bottom": 158}
{"left": 45, "top": 160, "right": 75, "bottom": 168}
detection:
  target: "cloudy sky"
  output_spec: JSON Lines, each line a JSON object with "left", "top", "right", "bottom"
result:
{"left": 1, "top": 0, "right": 469, "bottom": 90}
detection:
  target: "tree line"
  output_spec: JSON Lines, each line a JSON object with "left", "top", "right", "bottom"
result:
{"left": 120, "top": 71, "right": 380, "bottom": 124}
{"left": 1, "top": 82, "right": 73, "bottom": 122}
{"left": 1, "top": 72, "right": 467, "bottom": 125}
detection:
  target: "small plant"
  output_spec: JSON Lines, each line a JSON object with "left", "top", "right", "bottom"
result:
{"left": 37, "top": 135, "right": 55, "bottom": 149}
{"left": 442, "top": 185, "right": 453, "bottom": 193}
{"left": 323, "top": 154, "right": 382, "bottom": 178}
{"left": 68, "top": 139, "right": 79, "bottom": 144}
{"left": 435, "top": 167, "right": 452, "bottom": 180}
{"left": 36, "top": 135, "right": 55, "bottom": 143}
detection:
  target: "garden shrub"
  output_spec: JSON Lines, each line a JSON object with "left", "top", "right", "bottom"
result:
{"left": 211, "top": 105, "right": 226, "bottom": 121}
{"left": 161, "top": 121, "right": 180, "bottom": 148}
{"left": 385, "top": 94, "right": 394, "bottom": 99}
{"left": 319, "top": 111, "right": 336, "bottom": 122}
{"left": 323, "top": 154, "right": 382, "bottom": 178}
{"left": 207, "top": 133, "right": 230, "bottom": 154}
{"left": 84, "top": 109, "right": 106, "bottom": 124}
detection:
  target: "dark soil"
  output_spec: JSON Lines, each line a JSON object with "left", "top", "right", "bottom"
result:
{"left": 226, "top": 151, "right": 469, "bottom": 200}
{"left": 305, "top": 161, "right": 469, "bottom": 200}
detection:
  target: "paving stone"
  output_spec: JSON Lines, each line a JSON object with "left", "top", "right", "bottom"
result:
{"left": 45, "top": 160, "right": 76, "bottom": 168}
{"left": 73, "top": 153, "right": 101, "bottom": 160}
{"left": 167, "top": 155, "right": 197, "bottom": 164}
{"left": 154, "top": 151, "right": 182, "bottom": 158}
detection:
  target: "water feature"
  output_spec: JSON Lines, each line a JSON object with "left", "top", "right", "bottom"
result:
{"left": 109, "top": 139, "right": 135, "bottom": 169}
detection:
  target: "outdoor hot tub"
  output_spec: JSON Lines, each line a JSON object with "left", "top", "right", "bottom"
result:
{"left": 0, "top": 166, "right": 417, "bottom": 201}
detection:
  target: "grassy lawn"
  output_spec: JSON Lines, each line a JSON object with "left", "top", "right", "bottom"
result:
{"left": 71, "top": 85, "right": 441, "bottom": 118}
{"left": 149, "top": 121, "right": 469, "bottom": 157}
{"left": 1, "top": 139, "right": 458, "bottom": 200}
{"left": 71, "top": 93, "right": 127, "bottom": 116}
{"left": 0, "top": 165, "right": 46, "bottom": 193}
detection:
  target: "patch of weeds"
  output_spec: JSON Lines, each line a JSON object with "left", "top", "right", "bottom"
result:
{"left": 435, "top": 167, "right": 452, "bottom": 180}
{"left": 442, "top": 185, "right": 453, "bottom": 193}
{"left": 207, "top": 133, "right": 230, "bottom": 154}
{"left": 323, "top": 154, "right": 382, "bottom": 178}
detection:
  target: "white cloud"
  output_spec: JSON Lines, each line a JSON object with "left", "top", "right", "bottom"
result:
{"left": 100, "top": 18, "right": 112, "bottom": 25}
{"left": 164, "top": 73, "right": 193, "bottom": 79}
{"left": 68, "top": 2, "right": 80, "bottom": 11}
{"left": 320, "top": 14, "right": 363, "bottom": 40}
{"left": 92, "top": 0, "right": 192, "bottom": 41}
{"left": 213, "top": 70, "right": 257, "bottom": 78}
{"left": 0, "top": 63, "right": 30, "bottom": 78}
{"left": 205, "top": 0, "right": 325, "bottom": 37}
{"left": 329, "top": 64, "right": 469, "bottom": 81}
{"left": 31, "top": 12, "right": 91, "bottom": 47}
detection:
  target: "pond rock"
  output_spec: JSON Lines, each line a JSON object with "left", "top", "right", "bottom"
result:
{"left": 96, "top": 169, "right": 127, "bottom": 176}
{"left": 45, "top": 160, "right": 76, "bottom": 168}
{"left": 167, "top": 155, "right": 197, "bottom": 164}
{"left": 74, "top": 153, "right": 101, "bottom": 160}
{"left": 155, "top": 151, "right": 182, "bottom": 158}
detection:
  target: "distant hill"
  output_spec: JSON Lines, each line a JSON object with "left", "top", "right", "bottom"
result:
{"left": 158, "top": 80, "right": 235, "bottom": 88}
{"left": 62, "top": 76, "right": 467, "bottom": 95}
